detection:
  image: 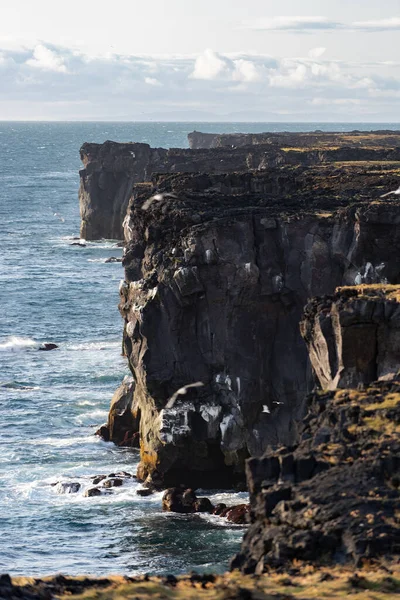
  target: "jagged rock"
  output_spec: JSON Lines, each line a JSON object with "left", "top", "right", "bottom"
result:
{"left": 136, "top": 488, "right": 153, "bottom": 497}
{"left": 119, "top": 163, "right": 400, "bottom": 487}
{"left": 92, "top": 475, "right": 107, "bottom": 485}
{"left": 224, "top": 504, "right": 250, "bottom": 525}
{"left": 102, "top": 478, "right": 123, "bottom": 488}
{"left": 194, "top": 498, "right": 214, "bottom": 513}
{"left": 95, "top": 425, "right": 110, "bottom": 441}
{"left": 38, "top": 343, "right": 58, "bottom": 351}
{"left": 79, "top": 132, "right": 400, "bottom": 240}
{"left": 103, "top": 376, "right": 140, "bottom": 447}
{"left": 105, "top": 256, "right": 122, "bottom": 263}
{"left": 213, "top": 503, "right": 227, "bottom": 515}
{"left": 54, "top": 482, "right": 81, "bottom": 494}
{"left": 232, "top": 378, "right": 400, "bottom": 572}
{"left": 84, "top": 488, "right": 102, "bottom": 497}
{"left": 301, "top": 285, "right": 400, "bottom": 389}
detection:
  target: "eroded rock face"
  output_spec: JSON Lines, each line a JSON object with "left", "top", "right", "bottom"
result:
{"left": 79, "top": 133, "right": 400, "bottom": 240}
{"left": 104, "top": 376, "right": 140, "bottom": 447}
{"left": 119, "top": 163, "right": 400, "bottom": 487}
{"left": 301, "top": 286, "right": 400, "bottom": 390}
{"left": 232, "top": 378, "right": 400, "bottom": 572}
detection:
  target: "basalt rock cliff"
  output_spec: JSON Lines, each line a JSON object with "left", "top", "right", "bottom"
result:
{"left": 79, "top": 131, "right": 400, "bottom": 240}
{"left": 116, "top": 153, "right": 400, "bottom": 488}
{"left": 232, "top": 286, "right": 400, "bottom": 572}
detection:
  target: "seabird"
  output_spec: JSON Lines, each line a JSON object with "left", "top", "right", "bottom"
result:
{"left": 141, "top": 192, "right": 178, "bottom": 211}
{"left": 380, "top": 185, "right": 400, "bottom": 198}
{"left": 262, "top": 405, "right": 270, "bottom": 413}
{"left": 165, "top": 382, "right": 204, "bottom": 409}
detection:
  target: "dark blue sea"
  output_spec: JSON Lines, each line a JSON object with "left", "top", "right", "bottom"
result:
{"left": 1, "top": 121, "right": 399, "bottom": 577}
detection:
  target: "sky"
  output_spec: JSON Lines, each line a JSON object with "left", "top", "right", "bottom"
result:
{"left": 1, "top": 0, "right": 400, "bottom": 121}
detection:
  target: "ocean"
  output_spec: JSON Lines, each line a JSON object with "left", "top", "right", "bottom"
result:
{"left": 1, "top": 121, "right": 399, "bottom": 577}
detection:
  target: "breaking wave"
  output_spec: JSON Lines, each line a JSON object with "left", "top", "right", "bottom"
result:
{"left": 0, "top": 337, "right": 39, "bottom": 352}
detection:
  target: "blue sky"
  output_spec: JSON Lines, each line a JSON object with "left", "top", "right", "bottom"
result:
{"left": 1, "top": 0, "right": 400, "bottom": 120}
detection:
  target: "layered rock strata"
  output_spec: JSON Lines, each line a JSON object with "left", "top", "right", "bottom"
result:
{"left": 117, "top": 157, "right": 400, "bottom": 487}
{"left": 79, "top": 132, "right": 400, "bottom": 240}
{"left": 188, "top": 129, "right": 400, "bottom": 150}
{"left": 301, "top": 285, "right": 400, "bottom": 390}
{"left": 232, "top": 289, "right": 400, "bottom": 572}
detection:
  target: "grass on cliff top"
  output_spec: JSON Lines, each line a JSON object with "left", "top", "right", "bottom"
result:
{"left": 336, "top": 283, "right": 400, "bottom": 302}
{"left": 15, "top": 565, "right": 400, "bottom": 600}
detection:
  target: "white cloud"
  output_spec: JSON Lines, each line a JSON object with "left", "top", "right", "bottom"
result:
{"left": 191, "top": 49, "right": 230, "bottom": 80}
{"left": 190, "top": 49, "right": 263, "bottom": 82}
{"left": 311, "top": 97, "right": 362, "bottom": 106}
{"left": 245, "top": 15, "right": 400, "bottom": 33}
{"left": 308, "top": 47, "right": 326, "bottom": 59}
{"left": 0, "top": 43, "right": 399, "bottom": 120}
{"left": 26, "top": 44, "right": 67, "bottom": 72}
{"left": 144, "top": 76, "right": 162, "bottom": 86}
{"left": 246, "top": 16, "right": 339, "bottom": 32}
{"left": 353, "top": 17, "right": 400, "bottom": 31}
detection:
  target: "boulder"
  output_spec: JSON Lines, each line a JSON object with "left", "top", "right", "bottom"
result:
{"left": 84, "top": 488, "right": 102, "bottom": 497}
{"left": 54, "top": 482, "right": 80, "bottom": 494}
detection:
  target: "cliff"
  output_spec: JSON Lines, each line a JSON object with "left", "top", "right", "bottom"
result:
{"left": 116, "top": 156, "right": 400, "bottom": 488}
{"left": 301, "top": 285, "right": 400, "bottom": 390}
{"left": 232, "top": 287, "right": 400, "bottom": 573}
{"left": 79, "top": 131, "right": 400, "bottom": 240}
{"left": 188, "top": 129, "right": 400, "bottom": 150}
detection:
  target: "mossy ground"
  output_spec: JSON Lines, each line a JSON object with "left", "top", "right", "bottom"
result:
{"left": 13, "top": 565, "right": 400, "bottom": 599}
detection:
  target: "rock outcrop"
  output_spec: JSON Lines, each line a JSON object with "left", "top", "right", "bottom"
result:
{"left": 301, "top": 285, "right": 400, "bottom": 390}
{"left": 232, "top": 377, "right": 400, "bottom": 572}
{"left": 188, "top": 129, "right": 400, "bottom": 150}
{"left": 117, "top": 154, "right": 400, "bottom": 488}
{"left": 232, "top": 287, "right": 400, "bottom": 572}
{"left": 97, "top": 376, "right": 140, "bottom": 447}
{"left": 79, "top": 131, "right": 400, "bottom": 240}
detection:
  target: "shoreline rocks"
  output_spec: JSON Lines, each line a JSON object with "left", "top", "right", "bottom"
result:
{"left": 162, "top": 487, "right": 249, "bottom": 524}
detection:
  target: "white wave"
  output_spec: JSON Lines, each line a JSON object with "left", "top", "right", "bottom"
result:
{"left": 67, "top": 340, "right": 120, "bottom": 351}
{"left": 0, "top": 337, "right": 38, "bottom": 352}
{"left": 87, "top": 258, "right": 108, "bottom": 263}
{"left": 29, "top": 435, "right": 99, "bottom": 448}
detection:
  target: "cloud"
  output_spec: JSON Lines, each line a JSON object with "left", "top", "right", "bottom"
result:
{"left": 353, "top": 17, "right": 400, "bottom": 31}
{"left": 26, "top": 44, "right": 67, "bottom": 73}
{"left": 190, "top": 49, "right": 263, "bottom": 82}
{"left": 191, "top": 49, "right": 230, "bottom": 80}
{"left": 308, "top": 47, "right": 326, "bottom": 59}
{"left": 246, "top": 16, "right": 340, "bottom": 32}
{"left": 0, "top": 42, "right": 399, "bottom": 120}
{"left": 144, "top": 76, "right": 162, "bottom": 86}
{"left": 245, "top": 15, "right": 400, "bottom": 33}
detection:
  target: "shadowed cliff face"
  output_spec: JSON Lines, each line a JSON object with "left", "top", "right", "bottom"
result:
{"left": 78, "top": 134, "right": 400, "bottom": 240}
{"left": 118, "top": 163, "right": 400, "bottom": 487}
{"left": 232, "top": 287, "right": 400, "bottom": 573}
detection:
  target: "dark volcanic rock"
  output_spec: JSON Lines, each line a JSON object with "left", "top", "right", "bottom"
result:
{"left": 84, "top": 487, "right": 102, "bottom": 497}
{"left": 232, "top": 377, "right": 400, "bottom": 572}
{"left": 54, "top": 482, "right": 81, "bottom": 494}
{"left": 79, "top": 131, "right": 400, "bottom": 240}
{"left": 119, "top": 168, "right": 400, "bottom": 487}
{"left": 102, "top": 478, "right": 123, "bottom": 488}
{"left": 103, "top": 376, "right": 140, "bottom": 447}
{"left": 301, "top": 285, "right": 400, "bottom": 390}
{"left": 38, "top": 343, "right": 58, "bottom": 351}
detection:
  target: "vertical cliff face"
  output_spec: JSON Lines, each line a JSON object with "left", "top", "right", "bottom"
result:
{"left": 79, "top": 141, "right": 166, "bottom": 240}
{"left": 301, "top": 286, "right": 400, "bottom": 390}
{"left": 117, "top": 163, "right": 400, "bottom": 487}
{"left": 79, "top": 133, "right": 400, "bottom": 240}
{"left": 232, "top": 288, "right": 400, "bottom": 573}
